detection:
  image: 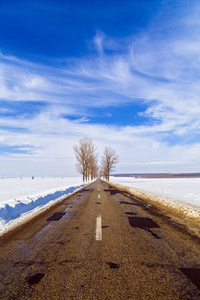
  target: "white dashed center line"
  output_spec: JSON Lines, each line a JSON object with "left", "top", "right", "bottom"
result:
{"left": 98, "top": 194, "right": 100, "bottom": 199}
{"left": 96, "top": 215, "right": 102, "bottom": 241}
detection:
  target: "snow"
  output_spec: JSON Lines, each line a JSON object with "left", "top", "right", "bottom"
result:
{"left": 109, "top": 176, "right": 200, "bottom": 236}
{"left": 110, "top": 177, "right": 200, "bottom": 207}
{"left": 1, "top": 176, "right": 200, "bottom": 237}
{"left": 0, "top": 177, "right": 87, "bottom": 236}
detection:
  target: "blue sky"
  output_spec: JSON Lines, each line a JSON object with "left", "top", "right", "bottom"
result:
{"left": 1, "top": 0, "right": 200, "bottom": 177}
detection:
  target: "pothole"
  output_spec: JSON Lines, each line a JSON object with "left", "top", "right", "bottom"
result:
{"left": 128, "top": 217, "right": 161, "bottom": 239}
{"left": 14, "top": 261, "right": 35, "bottom": 267}
{"left": 180, "top": 268, "right": 200, "bottom": 290}
{"left": 128, "top": 217, "right": 159, "bottom": 228}
{"left": 106, "top": 262, "right": 120, "bottom": 269}
{"left": 104, "top": 189, "right": 120, "bottom": 195}
{"left": 120, "top": 201, "right": 142, "bottom": 206}
{"left": 27, "top": 273, "right": 45, "bottom": 285}
{"left": 47, "top": 212, "right": 66, "bottom": 221}
{"left": 120, "top": 201, "right": 135, "bottom": 205}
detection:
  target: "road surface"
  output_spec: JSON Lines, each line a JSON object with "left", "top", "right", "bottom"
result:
{"left": 0, "top": 179, "right": 200, "bottom": 299}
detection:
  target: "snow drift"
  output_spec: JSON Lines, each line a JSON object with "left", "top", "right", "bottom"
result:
{"left": 0, "top": 177, "right": 87, "bottom": 236}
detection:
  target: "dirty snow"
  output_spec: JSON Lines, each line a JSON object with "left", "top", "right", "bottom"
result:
{"left": 0, "top": 177, "right": 87, "bottom": 236}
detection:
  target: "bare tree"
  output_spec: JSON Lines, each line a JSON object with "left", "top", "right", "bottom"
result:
{"left": 101, "top": 146, "right": 118, "bottom": 181}
{"left": 74, "top": 139, "right": 118, "bottom": 182}
{"left": 73, "top": 138, "right": 98, "bottom": 182}
{"left": 89, "top": 149, "right": 98, "bottom": 180}
{"left": 73, "top": 138, "right": 87, "bottom": 182}
{"left": 99, "top": 163, "right": 107, "bottom": 180}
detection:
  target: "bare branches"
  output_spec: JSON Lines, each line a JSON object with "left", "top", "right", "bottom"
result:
{"left": 73, "top": 139, "right": 118, "bottom": 182}
{"left": 73, "top": 138, "right": 98, "bottom": 182}
{"left": 100, "top": 146, "right": 118, "bottom": 181}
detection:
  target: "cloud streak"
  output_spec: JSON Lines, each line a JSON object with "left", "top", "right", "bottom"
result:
{"left": 1, "top": 1, "right": 200, "bottom": 175}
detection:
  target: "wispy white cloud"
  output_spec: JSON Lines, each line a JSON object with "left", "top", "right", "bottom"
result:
{"left": 1, "top": 109, "right": 200, "bottom": 177}
{"left": 1, "top": 1, "right": 200, "bottom": 175}
{"left": 93, "top": 31, "right": 105, "bottom": 56}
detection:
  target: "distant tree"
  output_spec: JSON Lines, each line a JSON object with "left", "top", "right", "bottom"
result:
{"left": 89, "top": 147, "right": 99, "bottom": 180}
{"left": 73, "top": 138, "right": 98, "bottom": 182}
{"left": 101, "top": 146, "right": 118, "bottom": 181}
{"left": 99, "top": 163, "right": 107, "bottom": 180}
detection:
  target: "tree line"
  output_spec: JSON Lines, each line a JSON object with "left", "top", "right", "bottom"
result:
{"left": 73, "top": 138, "right": 118, "bottom": 182}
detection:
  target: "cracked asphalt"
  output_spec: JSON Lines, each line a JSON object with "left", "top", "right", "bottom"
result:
{"left": 0, "top": 178, "right": 200, "bottom": 299}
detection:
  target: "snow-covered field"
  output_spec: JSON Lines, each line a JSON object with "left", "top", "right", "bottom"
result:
{"left": 110, "top": 177, "right": 200, "bottom": 207}
{"left": 0, "top": 177, "right": 87, "bottom": 236}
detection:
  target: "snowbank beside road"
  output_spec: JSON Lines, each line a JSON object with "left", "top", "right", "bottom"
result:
{"left": 0, "top": 177, "right": 87, "bottom": 236}
{"left": 109, "top": 177, "right": 200, "bottom": 237}
{"left": 110, "top": 177, "right": 200, "bottom": 207}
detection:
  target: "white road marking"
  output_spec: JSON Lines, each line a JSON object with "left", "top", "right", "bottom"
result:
{"left": 96, "top": 215, "right": 102, "bottom": 241}
{"left": 98, "top": 194, "right": 100, "bottom": 199}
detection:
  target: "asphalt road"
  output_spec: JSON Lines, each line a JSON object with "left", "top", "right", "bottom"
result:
{"left": 1, "top": 179, "right": 200, "bottom": 299}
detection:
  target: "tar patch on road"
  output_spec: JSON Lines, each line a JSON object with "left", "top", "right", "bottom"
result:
{"left": 106, "top": 262, "right": 120, "bottom": 269}
{"left": 128, "top": 217, "right": 161, "bottom": 239}
{"left": 128, "top": 217, "right": 159, "bottom": 229}
{"left": 47, "top": 212, "right": 66, "bottom": 221}
{"left": 59, "top": 259, "right": 73, "bottom": 265}
{"left": 145, "top": 228, "right": 161, "bottom": 239}
{"left": 181, "top": 268, "right": 200, "bottom": 290}
{"left": 14, "top": 261, "right": 35, "bottom": 267}
{"left": 104, "top": 189, "right": 120, "bottom": 195}
{"left": 110, "top": 191, "right": 116, "bottom": 195}
{"left": 27, "top": 273, "right": 45, "bottom": 285}
{"left": 120, "top": 201, "right": 142, "bottom": 206}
